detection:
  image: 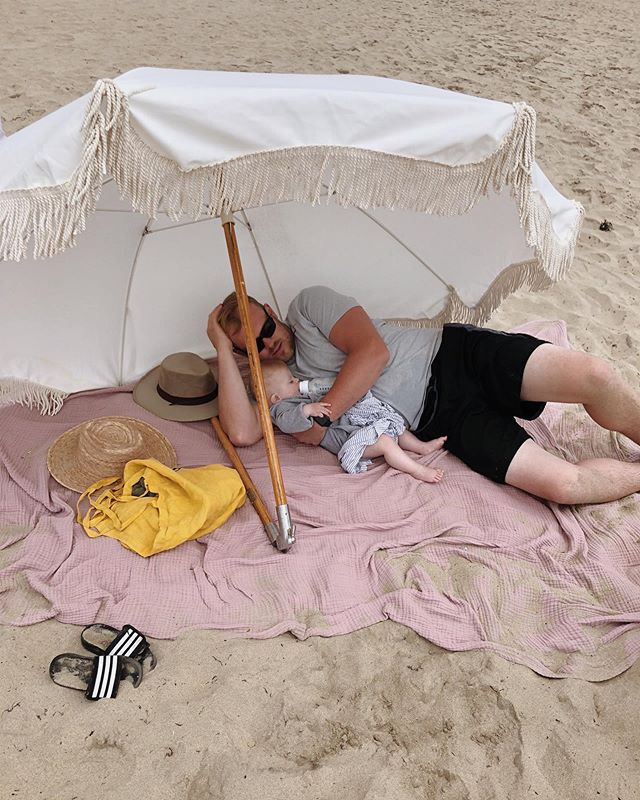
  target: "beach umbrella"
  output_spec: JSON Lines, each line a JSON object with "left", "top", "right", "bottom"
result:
{"left": 0, "top": 68, "right": 582, "bottom": 550}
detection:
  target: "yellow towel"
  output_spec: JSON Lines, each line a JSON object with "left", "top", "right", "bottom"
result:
{"left": 77, "top": 458, "right": 246, "bottom": 557}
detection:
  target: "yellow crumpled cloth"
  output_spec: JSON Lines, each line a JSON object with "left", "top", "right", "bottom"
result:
{"left": 77, "top": 458, "right": 246, "bottom": 557}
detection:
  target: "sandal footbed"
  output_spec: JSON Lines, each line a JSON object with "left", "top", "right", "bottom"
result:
{"left": 49, "top": 653, "right": 95, "bottom": 691}
{"left": 49, "top": 653, "right": 142, "bottom": 691}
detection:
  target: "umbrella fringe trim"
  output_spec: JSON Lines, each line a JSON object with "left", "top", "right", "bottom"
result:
{"left": 0, "top": 80, "right": 125, "bottom": 262}
{"left": 385, "top": 259, "right": 550, "bottom": 329}
{"left": 0, "top": 378, "right": 68, "bottom": 415}
{"left": 1, "top": 78, "right": 582, "bottom": 283}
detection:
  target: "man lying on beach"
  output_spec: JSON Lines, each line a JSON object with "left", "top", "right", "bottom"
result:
{"left": 261, "top": 359, "right": 446, "bottom": 482}
{"left": 207, "top": 285, "right": 640, "bottom": 505}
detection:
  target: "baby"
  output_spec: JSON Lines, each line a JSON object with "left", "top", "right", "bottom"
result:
{"left": 261, "top": 360, "right": 445, "bottom": 483}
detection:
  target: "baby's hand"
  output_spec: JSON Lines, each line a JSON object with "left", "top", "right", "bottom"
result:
{"left": 303, "top": 402, "right": 332, "bottom": 419}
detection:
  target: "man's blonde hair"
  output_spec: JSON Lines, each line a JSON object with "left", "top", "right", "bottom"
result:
{"left": 217, "top": 292, "right": 263, "bottom": 336}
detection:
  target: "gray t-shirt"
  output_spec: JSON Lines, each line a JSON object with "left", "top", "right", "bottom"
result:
{"left": 285, "top": 285, "right": 442, "bottom": 429}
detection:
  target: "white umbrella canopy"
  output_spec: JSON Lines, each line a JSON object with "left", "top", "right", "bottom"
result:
{"left": 0, "top": 67, "right": 582, "bottom": 413}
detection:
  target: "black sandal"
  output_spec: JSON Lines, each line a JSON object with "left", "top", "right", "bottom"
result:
{"left": 80, "top": 624, "right": 156, "bottom": 671}
{"left": 49, "top": 653, "right": 142, "bottom": 700}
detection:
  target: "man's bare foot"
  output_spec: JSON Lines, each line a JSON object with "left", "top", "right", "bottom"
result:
{"left": 416, "top": 436, "right": 447, "bottom": 456}
{"left": 413, "top": 465, "right": 444, "bottom": 483}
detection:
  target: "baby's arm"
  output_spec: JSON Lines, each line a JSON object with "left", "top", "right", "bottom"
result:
{"left": 270, "top": 398, "right": 314, "bottom": 433}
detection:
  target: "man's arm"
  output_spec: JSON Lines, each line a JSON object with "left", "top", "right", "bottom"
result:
{"left": 290, "top": 305, "right": 388, "bottom": 445}
{"left": 290, "top": 420, "right": 329, "bottom": 445}
{"left": 318, "top": 306, "right": 389, "bottom": 420}
{"left": 207, "top": 305, "right": 262, "bottom": 446}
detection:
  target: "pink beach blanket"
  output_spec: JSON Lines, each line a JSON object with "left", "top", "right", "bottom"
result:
{"left": 1, "top": 321, "right": 640, "bottom": 681}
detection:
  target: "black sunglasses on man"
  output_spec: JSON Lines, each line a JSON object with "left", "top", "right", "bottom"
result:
{"left": 232, "top": 306, "right": 276, "bottom": 356}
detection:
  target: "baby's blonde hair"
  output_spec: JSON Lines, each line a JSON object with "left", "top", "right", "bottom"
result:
{"left": 260, "top": 359, "right": 292, "bottom": 403}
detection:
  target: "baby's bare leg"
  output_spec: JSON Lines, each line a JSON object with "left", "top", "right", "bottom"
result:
{"left": 398, "top": 431, "right": 447, "bottom": 456}
{"left": 363, "top": 435, "right": 443, "bottom": 483}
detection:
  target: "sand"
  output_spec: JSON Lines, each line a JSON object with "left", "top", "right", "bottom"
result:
{"left": 1, "top": 1, "right": 640, "bottom": 797}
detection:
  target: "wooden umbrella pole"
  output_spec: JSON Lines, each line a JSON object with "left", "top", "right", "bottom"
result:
{"left": 219, "top": 209, "right": 295, "bottom": 551}
{"left": 210, "top": 416, "right": 280, "bottom": 545}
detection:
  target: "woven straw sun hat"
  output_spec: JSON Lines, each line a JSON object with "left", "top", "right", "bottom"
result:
{"left": 133, "top": 352, "right": 219, "bottom": 422}
{"left": 47, "top": 416, "right": 178, "bottom": 493}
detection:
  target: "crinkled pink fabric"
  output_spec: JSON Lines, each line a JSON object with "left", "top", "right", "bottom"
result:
{"left": 1, "top": 321, "right": 640, "bottom": 680}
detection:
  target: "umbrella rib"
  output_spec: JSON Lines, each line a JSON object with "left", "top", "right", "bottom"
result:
{"left": 147, "top": 218, "right": 210, "bottom": 234}
{"left": 117, "top": 217, "right": 153, "bottom": 385}
{"left": 140, "top": 209, "right": 282, "bottom": 317}
{"left": 146, "top": 215, "right": 250, "bottom": 235}
{"left": 239, "top": 209, "right": 283, "bottom": 320}
{"left": 125, "top": 202, "right": 448, "bottom": 312}
{"left": 351, "top": 206, "right": 450, "bottom": 291}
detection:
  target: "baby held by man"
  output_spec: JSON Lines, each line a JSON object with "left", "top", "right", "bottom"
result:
{"left": 261, "top": 360, "right": 445, "bottom": 483}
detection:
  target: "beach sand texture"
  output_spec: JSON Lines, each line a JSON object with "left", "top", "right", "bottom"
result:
{"left": 1, "top": 1, "right": 640, "bottom": 798}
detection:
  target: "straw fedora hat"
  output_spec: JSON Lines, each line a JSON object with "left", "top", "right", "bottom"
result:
{"left": 133, "top": 352, "right": 219, "bottom": 422}
{"left": 47, "top": 416, "right": 177, "bottom": 493}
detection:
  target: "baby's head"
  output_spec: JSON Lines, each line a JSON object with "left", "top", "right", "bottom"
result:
{"left": 261, "top": 360, "right": 300, "bottom": 405}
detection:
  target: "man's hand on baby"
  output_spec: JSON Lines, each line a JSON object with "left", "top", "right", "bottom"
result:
{"left": 303, "top": 402, "right": 332, "bottom": 419}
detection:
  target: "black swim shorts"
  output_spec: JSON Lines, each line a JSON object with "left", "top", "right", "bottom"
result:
{"left": 413, "top": 323, "right": 549, "bottom": 483}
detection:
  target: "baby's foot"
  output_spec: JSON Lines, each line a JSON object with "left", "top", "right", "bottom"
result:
{"left": 417, "top": 436, "right": 447, "bottom": 455}
{"left": 414, "top": 465, "right": 444, "bottom": 483}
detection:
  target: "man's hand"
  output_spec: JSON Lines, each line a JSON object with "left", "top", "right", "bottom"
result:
{"left": 303, "top": 401, "right": 332, "bottom": 419}
{"left": 207, "top": 304, "right": 233, "bottom": 353}
{"left": 292, "top": 422, "right": 326, "bottom": 446}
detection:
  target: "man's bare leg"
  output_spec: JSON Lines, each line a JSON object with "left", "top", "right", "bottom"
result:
{"left": 522, "top": 344, "right": 640, "bottom": 445}
{"left": 505, "top": 439, "right": 640, "bottom": 504}
{"left": 364, "top": 435, "right": 444, "bottom": 483}
{"left": 398, "top": 432, "right": 447, "bottom": 456}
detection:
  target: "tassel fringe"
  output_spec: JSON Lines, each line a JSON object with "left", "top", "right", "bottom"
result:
{"left": 0, "top": 80, "right": 125, "bottom": 262}
{"left": 0, "top": 378, "right": 68, "bottom": 415}
{"left": 385, "top": 260, "right": 551, "bottom": 329}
